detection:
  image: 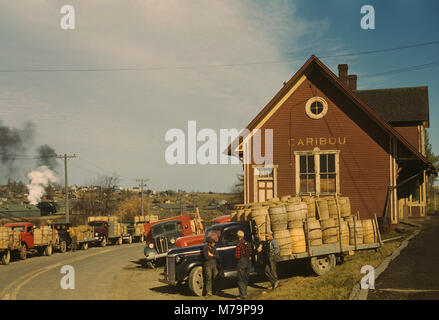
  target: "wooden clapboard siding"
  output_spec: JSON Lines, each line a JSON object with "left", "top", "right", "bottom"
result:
{"left": 246, "top": 68, "right": 391, "bottom": 220}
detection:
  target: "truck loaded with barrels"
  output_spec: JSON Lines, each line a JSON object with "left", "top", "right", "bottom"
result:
{"left": 3, "top": 222, "right": 63, "bottom": 259}
{"left": 161, "top": 195, "right": 381, "bottom": 296}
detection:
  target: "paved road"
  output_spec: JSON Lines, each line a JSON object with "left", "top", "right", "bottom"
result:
{"left": 0, "top": 242, "right": 145, "bottom": 300}
{"left": 368, "top": 216, "right": 439, "bottom": 300}
{"left": 0, "top": 241, "right": 271, "bottom": 300}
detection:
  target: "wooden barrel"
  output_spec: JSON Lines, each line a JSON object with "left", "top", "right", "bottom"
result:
{"left": 348, "top": 220, "right": 364, "bottom": 245}
{"left": 288, "top": 197, "right": 302, "bottom": 204}
{"left": 236, "top": 209, "right": 245, "bottom": 222}
{"left": 320, "top": 218, "right": 337, "bottom": 230}
{"left": 327, "top": 198, "right": 338, "bottom": 219}
{"left": 301, "top": 196, "right": 316, "bottom": 218}
{"left": 269, "top": 205, "right": 288, "bottom": 225}
{"left": 251, "top": 208, "right": 271, "bottom": 241}
{"left": 285, "top": 203, "right": 307, "bottom": 221}
{"left": 273, "top": 230, "right": 292, "bottom": 256}
{"left": 322, "top": 227, "right": 338, "bottom": 244}
{"left": 362, "top": 219, "right": 377, "bottom": 244}
{"left": 307, "top": 219, "right": 321, "bottom": 231}
{"left": 338, "top": 197, "right": 351, "bottom": 217}
{"left": 241, "top": 209, "right": 252, "bottom": 222}
{"left": 288, "top": 219, "right": 303, "bottom": 229}
{"left": 316, "top": 199, "right": 329, "bottom": 220}
{"left": 340, "top": 221, "right": 349, "bottom": 246}
{"left": 289, "top": 228, "right": 306, "bottom": 253}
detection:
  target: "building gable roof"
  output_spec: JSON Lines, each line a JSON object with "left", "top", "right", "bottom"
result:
{"left": 354, "top": 86, "right": 429, "bottom": 125}
{"left": 226, "top": 55, "right": 432, "bottom": 169}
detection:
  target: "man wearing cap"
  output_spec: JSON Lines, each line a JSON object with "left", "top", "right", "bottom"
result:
{"left": 234, "top": 230, "right": 252, "bottom": 299}
{"left": 202, "top": 237, "right": 219, "bottom": 297}
{"left": 257, "top": 231, "right": 280, "bottom": 290}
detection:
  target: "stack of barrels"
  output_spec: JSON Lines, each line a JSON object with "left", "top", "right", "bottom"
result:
{"left": 268, "top": 205, "right": 291, "bottom": 256}
{"left": 320, "top": 217, "right": 338, "bottom": 244}
{"left": 306, "top": 218, "right": 323, "bottom": 246}
{"left": 285, "top": 200, "right": 307, "bottom": 253}
{"left": 232, "top": 194, "right": 378, "bottom": 253}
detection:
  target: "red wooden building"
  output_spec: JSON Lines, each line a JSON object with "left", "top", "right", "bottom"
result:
{"left": 227, "top": 55, "right": 435, "bottom": 225}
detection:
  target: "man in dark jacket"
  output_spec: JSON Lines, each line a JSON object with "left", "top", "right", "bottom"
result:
{"left": 257, "top": 231, "right": 280, "bottom": 290}
{"left": 203, "top": 237, "right": 219, "bottom": 297}
{"left": 235, "top": 230, "right": 252, "bottom": 299}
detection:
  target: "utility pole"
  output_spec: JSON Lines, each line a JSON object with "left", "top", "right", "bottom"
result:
{"left": 56, "top": 154, "right": 76, "bottom": 223}
{"left": 136, "top": 179, "right": 149, "bottom": 216}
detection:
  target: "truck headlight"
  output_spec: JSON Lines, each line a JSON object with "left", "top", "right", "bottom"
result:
{"left": 170, "top": 238, "right": 176, "bottom": 244}
{"left": 95, "top": 233, "right": 98, "bottom": 236}
{"left": 149, "top": 243, "right": 154, "bottom": 249}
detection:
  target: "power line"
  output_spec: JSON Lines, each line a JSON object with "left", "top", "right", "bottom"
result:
{"left": 362, "top": 59, "right": 439, "bottom": 78}
{"left": 0, "top": 39, "right": 438, "bottom": 73}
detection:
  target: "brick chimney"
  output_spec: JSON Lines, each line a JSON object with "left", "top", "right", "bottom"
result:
{"left": 338, "top": 64, "right": 348, "bottom": 86}
{"left": 348, "top": 74, "right": 357, "bottom": 90}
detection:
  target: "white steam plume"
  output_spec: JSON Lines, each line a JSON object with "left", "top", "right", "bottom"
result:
{"left": 27, "top": 166, "right": 59, "bottom": 205}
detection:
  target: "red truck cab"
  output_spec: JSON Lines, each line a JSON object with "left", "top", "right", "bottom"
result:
{"left": 175, "top": 215, "right": 231, "bottom": 248}
{"left": 4, "top": 222, "right": 34, "bottom": 249}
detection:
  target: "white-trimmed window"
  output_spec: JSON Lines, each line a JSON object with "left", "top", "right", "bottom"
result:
{"left": 305, "top": 97, "right": 328, "bottom": 119}
{"left": 295, "top": 148, "right": 339, "bottom": 195}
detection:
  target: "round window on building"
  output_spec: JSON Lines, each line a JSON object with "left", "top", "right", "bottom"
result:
{"left": 305, "top": 97, "right": 328, "bottom": 119}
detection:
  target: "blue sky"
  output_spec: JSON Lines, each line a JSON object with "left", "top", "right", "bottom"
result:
{"left": 0, "top": 1, "right": 438, "bottom": 192}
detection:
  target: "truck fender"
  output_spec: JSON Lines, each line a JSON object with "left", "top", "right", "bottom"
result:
{"left": 144, "top": 247, "right": 159, "bottom": 260}
{"left": 180, "top": 260, "right": 204, "bottom": 282}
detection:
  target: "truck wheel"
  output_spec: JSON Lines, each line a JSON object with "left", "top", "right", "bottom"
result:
{"left": 60, "top": 241, "right": 67, "bottom": 253}
{"left": 1, "top": 250, "right": 10, "bottom": 265}
{"left": 309, "top": 254, "right": 336, "bottom": 276}
{"left": 117, "top": 237, "right": 122, "bottom": 245}
{"left": 19, "top": 246, "right": 27, "bottom": 260}
{"left": 100, "top": 238, "right": 107, "bottom": 247}
{"left": 44, "top": 245, "right": 53, "bottom": 256}
{"left": 146, "top": 261, "right": 155, "bottom": 269}
{"left": 82, "top": 243, "right": 89, "bottom": 250}
{"left": 188, "top": 266, "right": 204, "bottom": 297}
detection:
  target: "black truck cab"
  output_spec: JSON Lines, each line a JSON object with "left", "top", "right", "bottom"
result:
{"left": 162, "top": 221, "right": 259, "bottom": 296}
{"left": 144, "top": 220, "right": 185, "bottom": 268}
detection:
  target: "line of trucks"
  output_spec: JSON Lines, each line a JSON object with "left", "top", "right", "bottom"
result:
{"left": 0, "top": 211, "right": 217, "bottom": 266}
{"left": 0, "top": 215, "right": 159, "bottom": 265}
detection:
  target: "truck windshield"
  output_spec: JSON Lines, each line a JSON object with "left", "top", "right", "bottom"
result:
{"left": 152, "top": 223, "right": 177, "bottom": 237}
{"left": 10, "top": 226, "right": 25, "bottom": 232}
{"left": 89, "top": 222, "right": 104, "bottom": 227}
{"left": 205, "top": 229, "right": 221, "bottom": 243}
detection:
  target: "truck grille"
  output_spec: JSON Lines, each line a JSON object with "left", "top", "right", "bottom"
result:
{"left": 155, "top": 236, "right": 169, "bottom": 254}
{"left": 167, "top": 255, "right": 175, "bottom": 283}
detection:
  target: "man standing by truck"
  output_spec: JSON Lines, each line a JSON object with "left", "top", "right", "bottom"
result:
{"left": 202, "top": 237, "right": 219, "bottom": 297}
{"left": 256, "top": 231, "right": 280, "bottom": 290}
{"left": 234, "top": 230, "right": 252, "bottom": 299}
{"left": 68, "top": 226, "right": 77, "bottom": 252}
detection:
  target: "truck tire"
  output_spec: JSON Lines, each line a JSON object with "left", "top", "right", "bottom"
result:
{"left": 60, "top": 241, "right": 67, "bottom": 253}
{"left": 100, "top": 238, "right": 107, "bottom": 247}
{"left": 19, "top": 245, "right": 27, "bottom": 260}
{"left": 188, "top": 266, "right": 204, "bottom": 297}
{"left": 82, "top": 242, "right": 89, "bottom": 250}
{"left": 44, "top": 245, "right": 53, "bottom": 256}
{"left": 1, "top": 250, "right": 10, "bottom": 265}
{"left": 309, "top": 254, "right": 336, "bottom": 276}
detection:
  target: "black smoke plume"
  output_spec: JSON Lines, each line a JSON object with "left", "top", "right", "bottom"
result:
{"left": 36, "top": 144, "right": 59, "bottom": 171}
